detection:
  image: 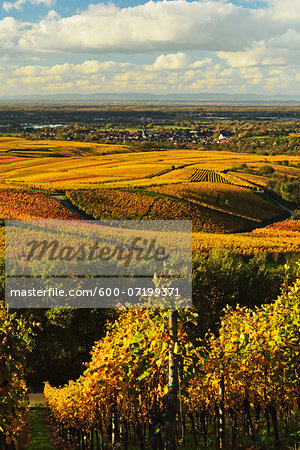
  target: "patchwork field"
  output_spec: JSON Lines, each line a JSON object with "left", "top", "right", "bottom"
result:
{"left": 0, "top": 143, "right": 299, "bottom": 190}
{"left": 1, "top": 109, "right": 300, "bottom": 449}
{"left": 0, "top": 137, "right": 131, "bottom": 157}
{"left": 66, "top": 188, "right": 252, "bottom": 232}
{"left": 0, "top": 188, "right": 81, "bottom": 256}
{"left": 0, "top": 189, "right": 81, "bottom": 221}
{"left": 193, "top": 218, "right": 300, "bottom": 255}
{"left": 190, "top": 169, "right": 231, "bottom": 184}
{"left": 0, "top": 138, "right": 299, "bottom": 255}
{"left": 148, "top": 183, "right": 282, "bottom": 222}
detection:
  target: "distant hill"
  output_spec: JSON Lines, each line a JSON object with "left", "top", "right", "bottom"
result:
{"left": 0, "top": 92, "right": 299, "bottom": 103}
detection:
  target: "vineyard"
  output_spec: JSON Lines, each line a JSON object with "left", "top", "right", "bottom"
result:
{"left": 148, "top": 183, "right": 282, "bottom": 222}
{"left": 230, "top": 171, "right": 268, "bottom": 188}
{"left": 0, "top": 137, "right": 131, "bottom": 158}
{"left": 0, "top": 145, "right": 299, "bottom": 191}
{"left": 192, "top": 219, "right": 300, "bottom": 256}
{"left": 0, "top": 189, "right": 81, "bottom": 257}
{"left": 0, "top": 137, "right": 299, "bottom": 449}
{"left": 0, "top": 304, "right": 31, "bottom": 448}
{"left": 66, "top": 188, "right": 254, "bottom": 232}
{"left": 0, "top": 156, "right": 172, "bottom": 190}
{"left": 190, "top": 169, "right": 231, "bottom": 184}
{"left": 0, "top": 189, "right": 81, "bottom": 221}
{"left": 44, "top": 277, "right": 300, "bottom": 449}
{"left": 189, "top": 169, "right": 257, "bottom": 189}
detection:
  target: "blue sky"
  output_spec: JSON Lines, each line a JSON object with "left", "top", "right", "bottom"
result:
{"left": 0, "top": 0, "right": 299, "bottom": 96}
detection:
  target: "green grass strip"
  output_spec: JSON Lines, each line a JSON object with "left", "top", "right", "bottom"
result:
{"left": 27, "top": 404, "right": 55, "bottom": 450}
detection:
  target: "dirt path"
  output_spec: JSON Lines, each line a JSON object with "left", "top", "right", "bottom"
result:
{"left": 29, "top": 393, "right": 46, "bottom": 405}
{"left": 53, "top": 190, "right": 296, "bottom": 234}
{"left": 51, "top": 194, "right": 93, "bottom": 220}
{"left": 262, "top": 191, "right": 295, "bottom": 216}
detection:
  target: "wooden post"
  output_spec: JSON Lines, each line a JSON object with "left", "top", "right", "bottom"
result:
{"left": 112, "top": 406, "right": 118, "bottom": 446}
{"left": 219, "top": 370, "right": 225, "bottom": 449}
{"left": 166, "top": 309, "right": 178, "bottom": 450}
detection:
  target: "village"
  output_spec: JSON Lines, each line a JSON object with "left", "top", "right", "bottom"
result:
{"left": 23, "top": 123, "right": 233, "bottom": 145}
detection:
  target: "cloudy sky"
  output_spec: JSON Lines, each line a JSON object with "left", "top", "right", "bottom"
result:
{"left": 0, "top": 0, "right": 299, "bottom": 96}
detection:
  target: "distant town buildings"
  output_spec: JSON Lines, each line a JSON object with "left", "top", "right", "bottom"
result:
{"left": 26, "top": 125, "right": 234, "bottom": 146}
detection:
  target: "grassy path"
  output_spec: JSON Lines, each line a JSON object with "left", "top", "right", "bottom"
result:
{"left": 26, "top": 404, "right": 56, "bottom": 450}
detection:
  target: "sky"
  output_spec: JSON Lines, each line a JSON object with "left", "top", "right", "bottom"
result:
{"left": 0, "top": 0, "right": 299, "bottom": 96}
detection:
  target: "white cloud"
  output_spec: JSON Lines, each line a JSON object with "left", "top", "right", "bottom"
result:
{"left": 10, "top": 59, "right": 137, "bottom": 88}
{"left": 74, "top": 60, "right": 131, "bottom": 74}
{"left": 0, "top": 1, "right": 300, "bottom": 95}
{"left": 2, "top": 55, "right": 298, "bottom": 96}
{"left": 148, "top": 53, "right": 189, "bottom": 71}
{"left": 0, "top": 0, "right": 298, "bottom": 65}
{"left": 270, "top": 29, "right": 300, "bottom": 50}
{"left": 0, "top": 16, "right": 27, "bottom": 53}
{"left": 218, "top": 42, "right": 286, "bottom": 67}
{"left": 190, "top": 58, "right": 213, "bottom": 69}
{"left": 16, "top": 1, "right": 274, "bottom": 54}
{"left": 266, "top": 0, "right": 300, "bottom": 22}
{"left": 3, "top": 0, "right": 55, "bottom": 11}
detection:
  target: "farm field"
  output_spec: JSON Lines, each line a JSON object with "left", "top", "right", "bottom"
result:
{"left": 0, "top": 141, "right": 299, "bottom": 190}
{"left": 148, "top": 182, "right": 282, "bottom": 222}
{"left": 231, "top": 171, "right": 269, "bottom": 187}
{"left": 0, "top": 189, "right": 81, "bottom": 221}
{"left": 43, "top": 282, "right": 300, "bottom": 449}
{"left": 193, "top": 218, "right": 300, "bottom": 255}
{"left": 0, "top": 189, "right": 81, "bottom": 255}
{"left": 0, "top": 137, "right": 131, "bottom": 157}
{"left": 0, "top": 139, "right": 299, "bottom": 254}
{"left": 65, "top": 186, "right": 300, "bottom": 254}
{"left": 66, "top": 188, "right": 252, "bottom": 232}
{"left": 0, "top": 127, "right": 299, "bottom": 449}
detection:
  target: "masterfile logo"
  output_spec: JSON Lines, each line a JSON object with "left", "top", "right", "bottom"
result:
{"left": 25, "top": 237, "right": 169, "bottom": 266}
{"left": 5, "top": 220, "right": 191, "bottom": 276}
{"left": 5, "top": 219, "right": 192, "bottom": 309}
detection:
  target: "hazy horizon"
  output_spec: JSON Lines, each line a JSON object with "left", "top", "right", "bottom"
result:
{"left": 1, "top": 91, "right": 300, "bottom": 104}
